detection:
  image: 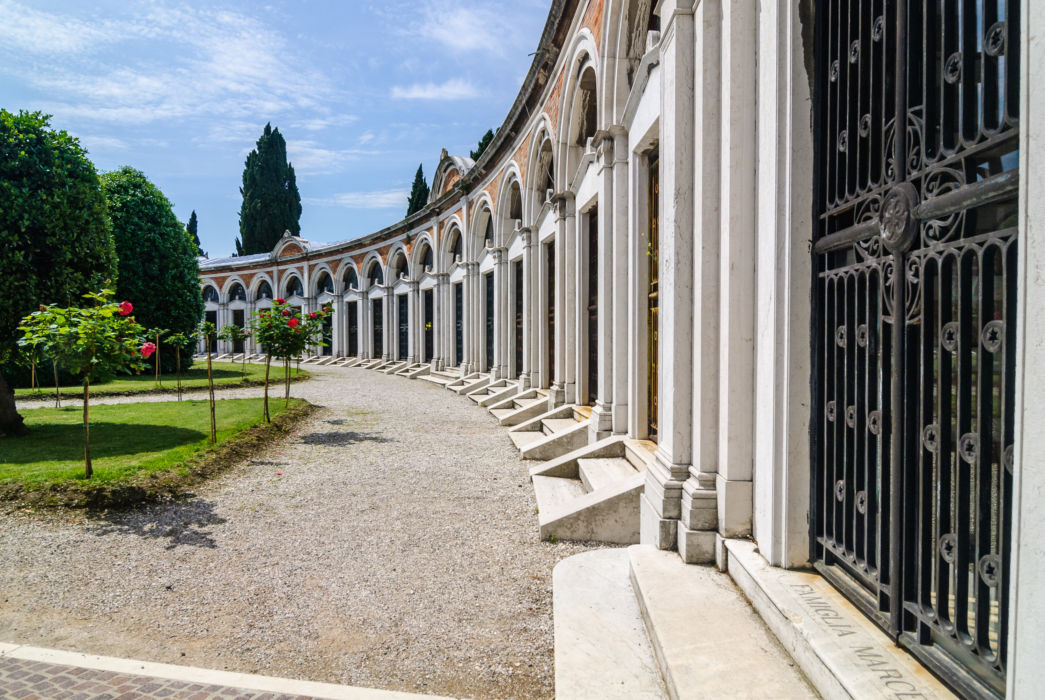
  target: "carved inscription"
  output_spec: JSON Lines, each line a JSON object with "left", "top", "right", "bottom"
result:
{"left": 791, "top": 583, "right": 856, "bottom": 637}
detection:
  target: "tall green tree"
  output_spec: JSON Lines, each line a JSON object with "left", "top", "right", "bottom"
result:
{"left": 406, "top": 164, "right": 430, "bottom": 216}
{"left": 186, "top": 209, "right": 205, "bottom": 257}
{"left": 235, "top": 123, "right": 301, "bottom": 255}
{"left": 0, "top": 110, "right": 117, "bottom": 436}
{"left": 101, "top": 166, "right": 204, "bottom": 374}
{"left": 470, "top": 128, "right": 496, "bottom": 160}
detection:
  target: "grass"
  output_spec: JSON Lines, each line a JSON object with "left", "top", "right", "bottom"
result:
{"left": 14, "top": 361, "right": 309, "bottom": 398}
{"left": 0, "top": 397, "right": 313, "bottom": 508}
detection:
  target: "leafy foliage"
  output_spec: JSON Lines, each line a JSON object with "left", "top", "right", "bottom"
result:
{"left": 0, "top": 110, "right": 117, "bottom": 435}
{"left": 406, "top": 163, "right": 430, "bottom": 216}
{"left": 470, "top": 128, "right": 496, "bottom": 160}
{"left": 235, "top": 123, "right": 301, "bottom": 255}
{"left": 18, "top": 289, "right": 150, "bottom": 477}
{"left": 101, "top": 166, "right": 204, "bottom": 374}
{"left": 252, "top": 299, "right": 332, "bottom": 420}
{"left": 186, "top": 210, "right": 205, "bottom": 257}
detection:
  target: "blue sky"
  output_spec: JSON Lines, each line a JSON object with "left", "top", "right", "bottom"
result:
{"left": 0, "top": 0, "right": 550, "bottom": 258}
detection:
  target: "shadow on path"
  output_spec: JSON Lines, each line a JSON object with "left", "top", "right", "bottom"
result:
{"left": 87, "top": 498, "right": 226, "bottom": 550}
{"left": 299, "top": 431, "right": 396, "bottom": 447}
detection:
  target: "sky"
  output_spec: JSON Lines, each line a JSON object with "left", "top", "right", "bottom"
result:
{"left": 0, "top": 0, "right": 551, "bottom": 258}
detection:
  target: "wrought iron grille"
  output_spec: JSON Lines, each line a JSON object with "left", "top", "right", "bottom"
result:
{"left": 812, "top": 1, "right": 1018, "bottom": 697}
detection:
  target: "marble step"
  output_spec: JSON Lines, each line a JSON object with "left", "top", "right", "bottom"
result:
{"left": 514, "top": 397, "right": 543, "bottom": 410}
{"left": 532, "top": 474, "right": 587, "bottom": 514}
{"left": 543, "top": 417, "right": 581, "bottom": 436}
{"left": 509, "top": 431, "right": 546, "bottom": 451}
{"left": 554, "top": 549, "right": 666, "bottom": 700}
{"left": 490, "top": 408, "right": 515, "bottom": 420}
{"left": 578, "top": 458, "right": 637, "bottom": 492}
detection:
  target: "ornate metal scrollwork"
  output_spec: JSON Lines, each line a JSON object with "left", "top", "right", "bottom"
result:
{"left": 856, "top": 324, "right": 869, "bottom": 347}
{"left": 838, "top": 129, "right": 849, "bottom": 153}
{"left": 940, "top": 533, "right": 958, "bottom": 564}
{"left": 872, "top": 16, "right": 885, "bottom": 42}
{"left": 835, "top": 480, "right": 846, "bottom": 502}
{"left": 979, "top": 554, "right": 1001, "bottom": 587}
{"left": 960, "top": 432, "right": 979, "bottom": 463}
{"left": 922, "top": 167, "right": 967, "bottom": 243}
{"left": 856, "top": 490, "right": 867, "bottom": 515}
{"left": 1004, "top": 444, "right": 1014, "bottom": 474}
{"left": 941, "top": 321, "right": 959, "bottom": 352}
{"left": 985, "top": 22, "right": 1007, "bottom": 57}
{"left": 849, "top": 40, "right": 861, "bottom": 64}
{"left": 982, "top": 320, "right": 1004, "bottom": 353}
{"left": 923, "top": 423, "right": 939, "bottom": 452}
{"left": 867, "top": 410, "right": 882, "bottom": 435}
{"left": 836, "top": 325, "right": 847, "bottom": 348}
{"left": 845, "top": 405, "right": 857, "bottom": 428}
{"left": 879, "top": 183, "right": 920, "bottom": 254}
{"left": 829, "top": 59, "right": 839, "bottom": 82}
{"left": 944, "top": 52, "right": 963, "bottom": 84}
{"left": 859, "top": 114, "right": 872, "bottom": 138}
{"left": 826, "top": 400, "right": 837, "bottom": 422}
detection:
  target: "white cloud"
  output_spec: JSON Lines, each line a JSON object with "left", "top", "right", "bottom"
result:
{"left": 406, "top": 3, "right": 540, "bottom": 57}
{"left": 304, "top": 190, "right": 408, "bottom": 209}
{"left": 391, "top": 78, "right": 479, "bottom": 100}
{"left": 287, "top": 140, "right": 381, "bottom": 176}
{"left": 293, "top": 114, "right": 360, "bottom": 131}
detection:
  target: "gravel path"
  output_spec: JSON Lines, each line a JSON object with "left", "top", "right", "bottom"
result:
{"left": 1, "top": 366, "right": 607, "bottom": 699}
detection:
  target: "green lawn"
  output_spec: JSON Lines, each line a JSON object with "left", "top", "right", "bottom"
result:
{"left": 14, "top": 361, "right": 308, "bottom": 398}
{"left": 0, "top": 398, "right": 305, "bottom": 487}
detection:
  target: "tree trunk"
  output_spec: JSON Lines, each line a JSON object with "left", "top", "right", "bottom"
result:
{"left": 206, "top": 336, "right": 216, "bottom": 443}
{"left": 242, "top": 344, "right": 247, "bottom": 377}
{"left": 0, "top": 372, "right": 27, "bottom": 436}
{"left": 176, "top": 351, "right": 182, "bottom": 401}
{"left": 155, "top": 333, "right": 161, "bottom": 387}
{"left": 284, "top": 357, "right": 290, "bottom": 407}
{"left": 83, "top": 379, "right": 92, "bottom": 479}
{"left": 263, "top": 354, "right": 271, "bottom": 422}
{"left": 30, "top": 357, "right": 36, "bottom": 391}
{"left": 53, "top": 361, "right": 61, "bottom": 408}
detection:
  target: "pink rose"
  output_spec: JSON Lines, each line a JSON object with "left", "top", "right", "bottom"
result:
{"left": 118, "top": 301, "right": 133, "bottom": 316}
{"left": 141, "top": 342, "right": 157, "bottom": 358}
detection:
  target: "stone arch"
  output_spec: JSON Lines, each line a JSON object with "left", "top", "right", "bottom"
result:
{"left": 311, "top": 263, "right": 336, "bottom": 296}
{"left": 202, "top": 283, "right": 220, "bottom": 304}
{"left": 470, "top": 195, "right": 496, "bottom": 251}
{"left": 361, "top": 252, "right": 385, "bottom": 288}
{"left": 495, "top": 168, "right": 525, "bottom": 244}
{"left": 443, "top": 221, "right": 465, "bottom": 267}
{"left": 250, "top": 273, "right": 275, "bottom": 302}
{"left": 339, "top": 259, "right": 360, "bottom": 291}
{"left": 601, "top": 0, "right": 657, "bottom": 123}
{"left": 281, "top": 272, "right": 305, "bottom": 299}
{"left": 410, "top": 232, "right": 437, "bottom": 276}
{"left": 221, "top": 276, "right": 248, "bottom": 303}
{"left": 387, "top": 244, "right": 410, "bottom": 282}
{"left": 526, "top": 125, "right": 557, "bottom": 218}
{"left": 557, "top": 33, "right": 601, "bottom": 182}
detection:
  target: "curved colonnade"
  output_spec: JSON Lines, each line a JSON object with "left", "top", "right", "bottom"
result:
{"left": 198, "top": 1, "right": 1045, "bottom": 696}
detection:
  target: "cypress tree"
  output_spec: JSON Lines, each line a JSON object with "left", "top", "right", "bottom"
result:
{"left": 186, "top": 210, "right": 205, "bottom": 257}
{"left": 406, "top": 164, "right": 430, "bottom": 217}
{"left": 235, "top": 123, "right": 301, "bottom": 255}
{"left": 470, "top": 128, "right": 495, "bottom": 160}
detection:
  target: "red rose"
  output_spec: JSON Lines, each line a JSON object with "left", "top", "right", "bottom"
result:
{"left": 309, "top": 312, "right": 317, "bottom": 319}
{"left": 141, "top": 342, "right": 157, "bottom": 358}
{"left": 275, "top": 297, "right": 285, "bottom": 304}
{"left": 288, "top": 317, "right": 299, "bottom": 328}
{"left": 282, "top": 309, "right": 291, "bottom": 317}
{"left": 118, "top": 301, "right": 133, "bottom": 316}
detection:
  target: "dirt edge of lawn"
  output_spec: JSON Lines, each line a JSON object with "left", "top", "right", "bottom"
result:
{"left": 0, "top": 401, "right": 318, "bottom": 511}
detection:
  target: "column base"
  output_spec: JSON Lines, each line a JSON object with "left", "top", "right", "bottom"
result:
{"left": 680, "top": 480, "right": 718, "bottom": 531}
{"left": 611, "top": 402, "right": 629, "bottom": 434}
{"left": 716, "top": 474, "right": 753, "bottom": 538}
{"left": 548, "top": 383, "right": 566, "bottom": 408}
{"left": 677, "top": 525, "right": 716, "bottom": 564}
{"left": 589, "top": 401, "right": 613, "bottom": 441}
{"left": 518, "top": 372, "right": 531, "bottom": 390}
{"left": 640, "top": 493, "right": 678, "bottom": 549}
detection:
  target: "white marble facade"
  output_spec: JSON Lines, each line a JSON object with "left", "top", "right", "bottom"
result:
{"left": 199, "top": 1, "right": 1043, "bottom": 694}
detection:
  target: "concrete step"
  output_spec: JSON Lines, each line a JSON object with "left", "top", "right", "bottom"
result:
{"left": 490, "top": 408, "right": 515, "bottom": 420}
{"left": 578, "top": 458, "right": 637, "bottom": 492}
{"left": 543, "top": 417, "right": 580, "bottom": 436}
{"left": 537, "top": 471, "right": 644, "bottom": 543}
{"left": 418, "top": 374, "right": 452, "bottom": 386}
{"left": 628, "top": 545, "right": 817, "bottom": 700}
{"left": 625, "top": 439, "right": 658, "bottom": 470}
{"left": 514, "top": 397, "right": 542, "bottom": 410}
{"left": 554, "top": 549, "right": 667, "bottom": 700}
{"left": 532, "top": 474, "right": 587, "bottom": 513}
{"left": 509, "top": 432, "right": 546, "bottom": 451}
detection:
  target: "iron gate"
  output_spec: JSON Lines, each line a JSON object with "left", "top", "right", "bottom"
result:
{"left": 812, "top": 1, "right": 1019, "bottom": 697}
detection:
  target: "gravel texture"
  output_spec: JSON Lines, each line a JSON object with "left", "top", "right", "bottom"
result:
{"left": 1, "top": 366, "right": 608, "bottom": 699}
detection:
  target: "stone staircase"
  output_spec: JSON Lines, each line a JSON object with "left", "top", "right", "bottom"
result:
{"left": 529, "top": 436, "right": 655, "bottom": 544}
{"left": 418, "top": 368, "right": 462, "bottom": 386}
{"left": 467, "top": 379, "right": 520, "bottom": 407}
{"left": 488, "top": 389, "right": 549, "bottom": 425}
{"left": 507, "top": 405, "right": 592, "bottom": 460}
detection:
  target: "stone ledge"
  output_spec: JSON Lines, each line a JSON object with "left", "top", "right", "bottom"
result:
{"left": 628, "top": 544, "right": 815, "bottom": 699}
{"left": 723, "top": 539, "right": 956, "bottom": 699}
